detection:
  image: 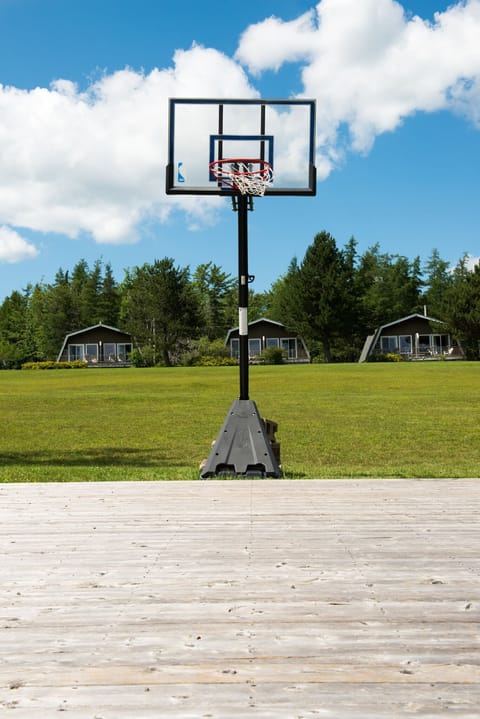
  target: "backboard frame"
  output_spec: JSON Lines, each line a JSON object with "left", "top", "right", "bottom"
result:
{"left": 166, "top": 98, "right": 316, "bottom": 197}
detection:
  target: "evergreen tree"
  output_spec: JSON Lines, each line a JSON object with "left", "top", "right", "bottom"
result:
{"left": 444, "top": 257, "right": 480, "bottom": 358}
{"left": 192, "top": 262, "right": 235, "bottom": 340}
{"left": 70, "top": 260, "right": 89, "bottom": 328}
{"left": 279, "top": 232, "right": 355, "bottom": 362}
{"left": 339, "top": 236, "right": 363, "bottom": 360}
{"left": 422, "top": 249, "right": 452, "bottom": 318}
{"left": 29, "top": 283, "right": 50, "bottom": 360}
{"left": 80, "top": 259, "right": 103, "bottom": 326}
{"left": 267, "top": 258, "right": 300, "bottom": 326}
{"left": 39, "top": 272, "right": 76, "bottom": 359}
{"left": 357, "top": 247, "right": 422, "bottom": 329}
{"left": 121, "top": 258, "right": 201, "bottom": 366}
{"left": 247, "top": 289, "right": 273, "bottom": 323}
{"left": 0, "top": 290, "right": 37, "bottom": 367}
{"left": 99, "top": 262, "right": 121, "bottom": 327}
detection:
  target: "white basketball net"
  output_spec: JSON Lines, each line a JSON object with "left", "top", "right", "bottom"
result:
{"left": 210, "top": 160, "right": 274, "bottom": 196}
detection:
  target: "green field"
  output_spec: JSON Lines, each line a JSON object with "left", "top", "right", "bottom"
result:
{"left": 0, "top": 362, "right": 479, "bottom": 481}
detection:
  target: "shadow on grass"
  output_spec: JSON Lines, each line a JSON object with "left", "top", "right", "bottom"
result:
{"left": 0, "top": 447, "right": 185, "bottom": 468}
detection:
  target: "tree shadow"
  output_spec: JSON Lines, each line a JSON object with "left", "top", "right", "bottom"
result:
{"left": 0, "top": 447, "right": 185, "bottom": 468}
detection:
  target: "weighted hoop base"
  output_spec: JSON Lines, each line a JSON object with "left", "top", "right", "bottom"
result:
{"left": 199, "top": 400, "right": 283, "bottom": 479}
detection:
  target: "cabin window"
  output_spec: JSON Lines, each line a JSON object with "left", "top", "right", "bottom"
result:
{"left": 117, "top": 343, "right": 132, "bottom": 361}
{"left": 85, "top": 344, "right": 98, "bottom": 362}
{"left": 104, "top": 343, "right": 116, "bottom": 361}
{"left": 230, "top": 338, "right": 239, "bottom": 359}
{"left": 399, "top": 335, "right": 412, "bottom": 354}
{"left": 281, "top": 338, "right": 297, "bottom": 359}
{"left": 381, "top": 336, "right": 398, "bottom": 353}
{"left": 68, "top": 344, "right": 84, "bottom": 361}
{"left": 418, "top": 335, "right": 431, "bottom": 352}
{"left": 432, "top": 335, "right": 449, "bottom": 354}
{"left": 248, "top": 339, "right": 261, "bottom": 357}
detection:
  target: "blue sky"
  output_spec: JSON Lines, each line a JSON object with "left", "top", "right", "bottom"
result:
{"left": 1, "top": 0, "right": 479, "bottom": 302}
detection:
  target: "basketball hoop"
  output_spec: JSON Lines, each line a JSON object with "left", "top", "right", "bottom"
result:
{"left": 209, "top": 158, "right": 273, "bottom": 196}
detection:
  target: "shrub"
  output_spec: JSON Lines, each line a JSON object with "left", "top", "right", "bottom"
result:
{"left": 261, "top": 346, "right": 285, "bottom": 365}
{"left": 369, "top": 352, "right": 403, "bottom": 363}
{"left": 21, "top": 360, "right": 88, "bottom": 370}
{"left": 180, "top": 337, "right": 233, "bottom": 367}
{"left": 129, "top": 348, "right": 154, "bottom": 367}
{"left": 191, "top": 355, "right": 238, "bottom": 367}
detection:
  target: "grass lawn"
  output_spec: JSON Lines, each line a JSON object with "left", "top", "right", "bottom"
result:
{"left": 0, "top": 362, "right": 479, "bottom": 481}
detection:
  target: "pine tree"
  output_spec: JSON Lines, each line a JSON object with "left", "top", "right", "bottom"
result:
{"left": 192, "top": 262, "right": 235, "bottom": 340}
{"left": 444, "top": 257, "right": 480, "bottom": 358}
{"left": 80, "top": 259, "right": 102, "bottom": 326}
{"left": 99, "top": 262, "right": 121, "bottom": 327}
{"left": 422, "top": 249, "right": 452, "bottom": 318}
{"left": 279, "top": 232, "right": 355, "bottom": 362}
{"left": 121, "top": 259, "right": 201, "bottom": 366}
{"left": 0, "top": 290, "right": 37, "bottom": 367}
{"left": 357, "top": 247, "right": 422, "bottom": 329}
{"left": 40, "top": 272, "right": 76, "bottom": 359}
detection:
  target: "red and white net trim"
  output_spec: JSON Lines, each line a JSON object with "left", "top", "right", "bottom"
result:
{"left": 209, "top": 159, "right": 274, "bottom": 196}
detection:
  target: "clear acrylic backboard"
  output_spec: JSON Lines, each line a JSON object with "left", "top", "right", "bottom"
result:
{"left": 166, "top": 98, "right": 316, "bottom": 196}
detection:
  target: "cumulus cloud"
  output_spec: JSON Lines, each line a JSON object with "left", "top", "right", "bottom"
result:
{"left": 236, "top": 0, "right": 480, "bottom": 155}
{"left": 0, "top": 226, "right": 39, "bottom": 263}
{"left": 235, "top": 10, "right": 319, "bottom": 75}
{"left": 465, "top": 254, "right": 480, "bottom": 270}
{"left": 1, "top": 1, "right": 480, "bottom": 247}
{"left": 0, "top": 45, "right": 255, "bottom": 246}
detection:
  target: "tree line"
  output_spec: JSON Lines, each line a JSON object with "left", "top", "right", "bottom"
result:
{"left": 1, "top": 232, "right": 479, "bottom": 368}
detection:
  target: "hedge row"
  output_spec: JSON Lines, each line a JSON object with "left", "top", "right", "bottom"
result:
{"left": 21, "top": 360, "right": 89, "bottom": 370}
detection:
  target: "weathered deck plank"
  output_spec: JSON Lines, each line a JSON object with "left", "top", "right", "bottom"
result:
{"left": 0, "top": 479, "right": 479, "bottom": 717}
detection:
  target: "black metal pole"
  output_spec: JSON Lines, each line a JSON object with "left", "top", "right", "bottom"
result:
{"left": 237, "top": 194, "right": 249, "bottom": 400}
{"left": 199, "top": 190, "right": 283, "bottom": 479}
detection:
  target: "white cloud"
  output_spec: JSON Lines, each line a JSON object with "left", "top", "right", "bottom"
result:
{"left": 465, "top": 254, "right": 480, "bottom": 271}
{"left": 236, "top": 0, "right": 480, "bottom": 154}
{"left": 0, "top": 226, "right": 39, "bottom": 263}
{"left": 0, "top": 45, "right": 255, "bottom": 245}
{"left": 235, "top": 10, "right": 318, "bottom": 75}
{"left": 1, "top": 2, "right": 480, "bottom": 245}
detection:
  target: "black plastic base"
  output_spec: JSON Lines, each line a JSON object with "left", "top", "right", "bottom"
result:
{"left": 200, "top": 399, "right": 283, "bottom": 479}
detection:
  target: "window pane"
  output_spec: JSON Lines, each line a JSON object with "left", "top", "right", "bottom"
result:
{"left": 281, "top": 338, "right": 297, "bottom": 359}
{"left": 249, "top": 339, "right": 261, "bottom": 356}
{"left": 418, "top": 335, "right": 431, "bottom": 352}
{"left": 85, "top": 344, "right": 98, "bottom": 361}
{"left": 104, "top": 343, "right": 116, "bottom": 361}
{"left": 68, "top": 345, "right": 84, "bottom": 361}
{"left": 381, "top": 336, "right": 398, "bottom": 352}
{"left": 231, "top": 338, "right": 239, "bottom": 359}
{"left": 432, "top": 335, "right": 448, "bottom": 353}
{"left": 117, "top": 344, "right": 132, "bottom": 360}
{"left": 399, "top": 335, "right": 412, "bottom": 353}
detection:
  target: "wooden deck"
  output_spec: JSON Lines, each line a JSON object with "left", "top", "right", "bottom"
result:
{"left": 1, "top": 479, "right": 479, "bottom": 718}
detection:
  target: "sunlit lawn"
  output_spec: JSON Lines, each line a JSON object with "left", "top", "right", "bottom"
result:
{"left": 0, "top": 362, "right": 479, "bottom": 481}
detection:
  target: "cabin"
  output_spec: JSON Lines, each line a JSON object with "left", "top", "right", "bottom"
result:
{"left": 57, "top": 323, "right": 134, "bottom": 366}
{"left": 359, "top": 313, "right": 464, "bottom": 362}
{"left": 225, "top": 318, "right": 310, "bottom": 363}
